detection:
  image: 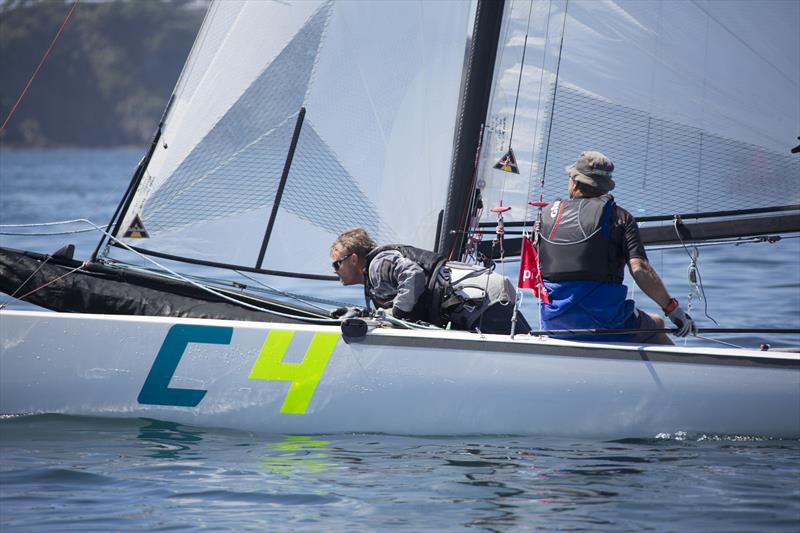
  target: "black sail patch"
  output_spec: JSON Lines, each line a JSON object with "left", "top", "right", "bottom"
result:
{"left": 493, "top": 148, "right": 519, "bottom": 174}
{"left": 124, "top": 215, "right": 150, "bottom": 238}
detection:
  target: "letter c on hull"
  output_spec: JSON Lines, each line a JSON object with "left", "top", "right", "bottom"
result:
{"left": 138, "top": 324, "right": 233, "bottom": 407}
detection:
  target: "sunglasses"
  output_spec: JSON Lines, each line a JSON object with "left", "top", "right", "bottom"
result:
{"left": 332, "top": 253, "right": 353, "bottom": 271}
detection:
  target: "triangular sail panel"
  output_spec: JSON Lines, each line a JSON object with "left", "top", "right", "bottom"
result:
{"left": 112, "top": 0, "right": 475, "bottom": 277}
{"left": 476, "top": 0, "right": 799, "bottom": 228}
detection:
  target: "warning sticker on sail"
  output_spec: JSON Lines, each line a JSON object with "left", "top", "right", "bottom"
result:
{"left": 493, "top": 148, "right": 519, "bottom": 174}
{"left": 124, "top": 215, "right": 149, "bottom": 238}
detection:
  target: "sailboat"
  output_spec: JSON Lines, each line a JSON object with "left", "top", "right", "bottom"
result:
{"left": 1, "top": 0, "right": 798, "bottom": 438}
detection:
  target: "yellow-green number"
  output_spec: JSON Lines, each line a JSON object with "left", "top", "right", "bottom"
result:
{"left": 249, "top": 330, "right": 339, "bottom": 414}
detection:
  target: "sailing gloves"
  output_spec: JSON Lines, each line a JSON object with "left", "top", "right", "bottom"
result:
{"left": 330, "top": 306, "right": 367, "bottom": 319}
{"left": 663, "top": 298, "right": 698, "bottom": 337}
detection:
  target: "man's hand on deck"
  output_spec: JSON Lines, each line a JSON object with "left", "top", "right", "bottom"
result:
{"left": 667, "top": 305, "right": 697, "bottom": 337}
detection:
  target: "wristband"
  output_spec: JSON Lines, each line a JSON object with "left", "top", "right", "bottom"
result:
{"left": 662, "top": 297, "right": 679, "bottom": 315}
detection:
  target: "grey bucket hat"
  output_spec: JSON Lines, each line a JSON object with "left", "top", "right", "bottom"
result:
{"left": 565, "top": 151, "right": 615, "bottom": 192}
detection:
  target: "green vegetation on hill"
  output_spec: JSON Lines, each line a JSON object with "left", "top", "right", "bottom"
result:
{"left": 0, "top": 0, "right": 205, "bottom": 147}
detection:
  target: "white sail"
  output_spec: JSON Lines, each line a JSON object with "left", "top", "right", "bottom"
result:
{"left": 113, "top": 0, "right": 475, "bottom": 277}
{"left": 477, "top": 0, "right": 800, "bottom": 228}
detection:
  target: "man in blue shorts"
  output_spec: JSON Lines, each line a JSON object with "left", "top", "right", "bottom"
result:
{"left": 537, "top": 151, "right": 696, "bottom": 344}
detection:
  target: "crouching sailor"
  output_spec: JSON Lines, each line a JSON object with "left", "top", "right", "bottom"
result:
{"left": 330, "top": 227, "right": 530, "bottom": 334}
{"left": 538, "top": 151, "right": 696, "bottom": 344}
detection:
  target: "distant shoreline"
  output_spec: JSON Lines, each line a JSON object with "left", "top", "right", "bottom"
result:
{"left": 1, "top": 1, "right": 204, "bottom": 148}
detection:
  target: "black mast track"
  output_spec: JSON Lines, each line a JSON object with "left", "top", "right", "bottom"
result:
{"left": 256, "top": 107, "right": 306, "bottom": 269}
{"left": 438, "top": 0, "right": 505, "bottom": 259}
{"left": 93, "top": 94, "right": 175, "bottom": 262}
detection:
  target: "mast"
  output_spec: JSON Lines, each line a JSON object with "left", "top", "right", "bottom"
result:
{"left": 437, "top": 0, "right": 505, "bottom": 259}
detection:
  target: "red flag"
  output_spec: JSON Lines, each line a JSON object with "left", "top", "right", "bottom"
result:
{"left": 518, "top": 237, "right": 550, "bottom": 303}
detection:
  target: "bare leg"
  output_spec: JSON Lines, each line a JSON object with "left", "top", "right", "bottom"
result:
{"left": 648, "top": 313, "right": 674, "bottom": 345}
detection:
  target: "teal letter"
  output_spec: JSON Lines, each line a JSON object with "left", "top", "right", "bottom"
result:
{"left": 138, "top": 324, "right": 233, "bottom": 407}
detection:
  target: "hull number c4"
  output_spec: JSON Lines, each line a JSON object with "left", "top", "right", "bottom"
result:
{"left": 138, "top": 325, "right": 340, "bottom": 414}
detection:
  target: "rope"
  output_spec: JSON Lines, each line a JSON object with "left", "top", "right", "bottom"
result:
{"left": 512, "top": 0, "right": 569, "bottom": 333}
{"left": 0, "top": 228, "right": 96, "bottom": 236}
{"left": 2, "top": 219, "right": 339, "bottom": 308}
{"left": 0, "top": 219, "right": 93, "bottom": 227}
{"left": 449, "top": 125, "right": 486, "bottom": 261}
{"left": 0, "top": 0, "right": 80, "bottom": 132}
{"left": 506, "top": 0, "right": 534, "bottom": 152}
{"left": 673, "top": 218, "right": 719, "bottom": 326}
{"left": 1, "top": 218, "right": 346, "bottom": 312}
{"left": 496, "top": 0, "right": 535, "bottom": 208}
{"left": 232, "top": 270, "right": 338, "bottom": 312}
{"left": 694, "top": 334, "right": 744, "bottom": 350}
{"left": 536, "top": 0, "right": 569, "bottom": 202}
{"left": 646, "top": 234, "right": 800, "bottom": 252}
{"left": 1, "top": 261, "right": 87, "bottom": 310}
{"left": 0, "top": 254, "right": 51, "bottom": 308}
{"left": 2, "top": 218, "right": 341, "bottom": 324}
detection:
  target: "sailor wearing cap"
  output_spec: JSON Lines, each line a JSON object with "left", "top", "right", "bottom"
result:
{"left": 537, "top": 151, "right": 696, "bottom": 344}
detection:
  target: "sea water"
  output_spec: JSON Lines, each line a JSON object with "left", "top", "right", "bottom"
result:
{"left": 1, "top": 148, "right": 799, "bottom": 531}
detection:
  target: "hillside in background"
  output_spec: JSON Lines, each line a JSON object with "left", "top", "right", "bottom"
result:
{"left": 0, "top": 0, "right": 206, "bottom": 147}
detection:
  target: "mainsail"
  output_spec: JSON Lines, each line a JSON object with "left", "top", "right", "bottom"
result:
{"left": 107, "top": 0, "right": 476, "bottom": 278}
{"left": 469, "top": 0, "right": 799, "bottom": 255}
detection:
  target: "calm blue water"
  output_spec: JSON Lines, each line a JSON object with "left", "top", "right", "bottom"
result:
{"left": 1, "top": 148, "right": 799, "bottom": 531}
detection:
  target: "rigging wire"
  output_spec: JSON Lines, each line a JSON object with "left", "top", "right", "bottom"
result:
{"left": 0, "top": 218, "right": 350, "bottom": 311}
{"left": 505, "top": 0, "right": 535, "bottom": 153}
{"left": 0, "top": 254, "right": 52, "bottom": 309}
{"left": 497, "top": 0, "right": 535, "bottom": 207}
{"left": 450, "top": 125, "right": 486, "bottom": 261}
{"left": 1, "top": 219, "right": 342, "bottom": 324}
{"left": 0, "top": 261, "right": 86, "bottom": 310}
{"left": 646, "top": 234, "right": 799, "bottom": 252}
{"left": 517, "top": 0, "right": 570, "bottom": 332}
{"left": 232, "top": 269, "right": 339, "bottom": 312}
{"left": 523, "top": 0, "right": 554, "bottom": 224}
{"left": 535, "top": 0, "right": 569, "bottom": 205}
{"left": 1, "top": 0, "right": 80, "bottom": 132}
{"left": 0, "top": 228, "right": 95, "bottom": 236}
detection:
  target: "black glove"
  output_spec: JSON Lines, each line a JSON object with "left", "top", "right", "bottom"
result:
{"left": 330, "top": 306, "right": 366, "bottom": 319}
{"left": 389, "top": 306, "right": 413, "bottom": 320}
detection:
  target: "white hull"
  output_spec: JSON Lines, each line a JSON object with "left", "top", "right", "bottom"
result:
{"left": 1, "top": 310, "right": 798, "bottom": 438}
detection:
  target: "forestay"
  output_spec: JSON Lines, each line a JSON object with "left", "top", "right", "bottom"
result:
{"left": 111, "top": 0, "right": 475, "bottom": 278}
{"left": 477, "top": 0, "right": 800, "bottom": 227}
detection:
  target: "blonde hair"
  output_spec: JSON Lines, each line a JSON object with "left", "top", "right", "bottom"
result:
{"left": 331, "top": 227, "right": 377, "bottom": 258}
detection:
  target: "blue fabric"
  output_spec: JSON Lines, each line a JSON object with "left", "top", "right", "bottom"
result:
{"left": 600, "top": 198, "right": 615, "bottom": 239}
{"left": 541, "top": 280, "right": 638, "bottom": 342}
